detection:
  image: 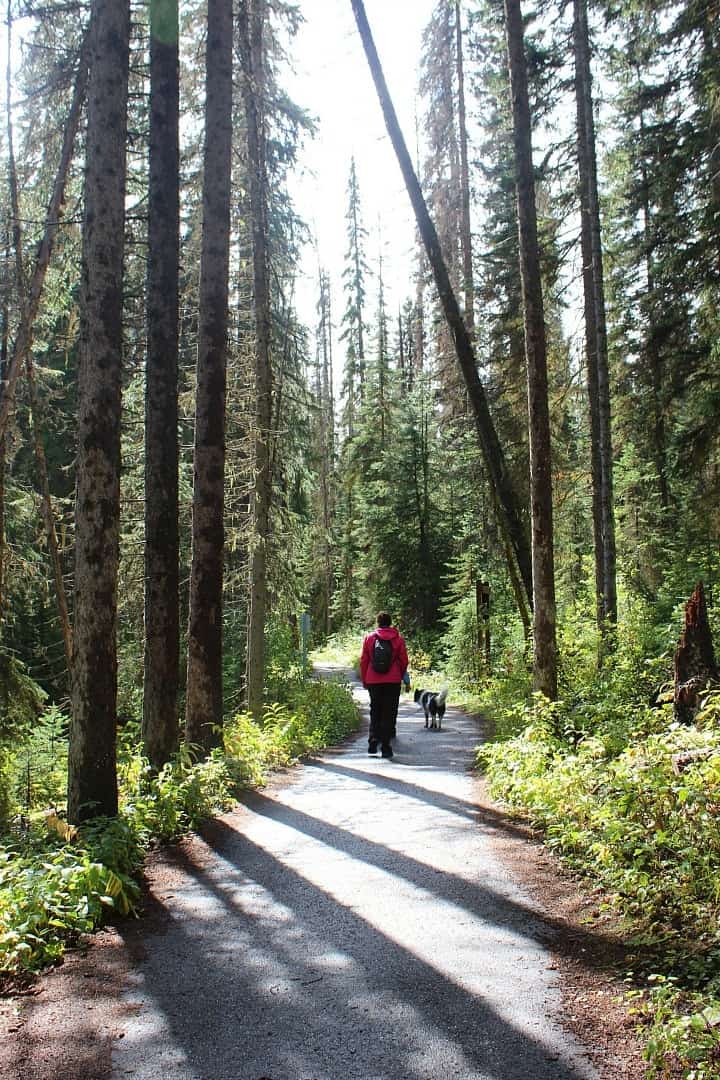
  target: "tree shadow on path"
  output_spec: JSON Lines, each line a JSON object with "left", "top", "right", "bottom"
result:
{"left": 110, "top": 814, "right": 598, "bottom": 1080}
{"left": 242, "top": 786, "right": 630, "bottom": 971}
{"left": 307, "top": 757, "right": 533, "bottom": 838}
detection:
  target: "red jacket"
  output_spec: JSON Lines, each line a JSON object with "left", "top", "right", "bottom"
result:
{"left": 360, "top": 626, "right": 409, "bottom": 686}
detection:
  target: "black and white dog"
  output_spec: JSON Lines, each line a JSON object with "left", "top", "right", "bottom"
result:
{"left": 414, "top": 686, "right": 448, "bottom": 730}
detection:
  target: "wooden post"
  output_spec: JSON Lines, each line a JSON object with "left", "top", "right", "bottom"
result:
{"left": 476, "top": 580, "right": 491, "bottom": 670}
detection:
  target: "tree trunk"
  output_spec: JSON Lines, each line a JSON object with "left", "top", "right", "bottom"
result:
{"left": 143, "top": 0, "right": 180, "bottom": 769}
{"left": 68, "top": 0, "right": 130, "bottom": 823}
{"left": 317, "top": 270, "right": 334, "bottom": 637}
{"left": 185, "top": 0, "right": 233, "bottom": 752}
{"left": 504, "top": 0, "right": 558, "bottom": 699}
{"left": 240, "top": 0, "right": 273, "bottom": 722}
{"left": 0, "top": 230, "right": 6, "bottom": 631}
{"left": 350, "top": 0, "right": 534, "bottom": 613}
{"left": 455, "top": 0, "right": 474, "bottom": 337}
{"left": 674, "top": 582, "right": 718, "bottom": 723}
{"left": 573, "top": 0, "right": 617, "bottom": 640}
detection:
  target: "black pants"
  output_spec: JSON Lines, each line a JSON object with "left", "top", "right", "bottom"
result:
{"left": 368, "top": 683, "right": 401, "bottom": 747}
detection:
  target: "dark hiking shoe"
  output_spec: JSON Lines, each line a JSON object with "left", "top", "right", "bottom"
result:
{"left": 368, "top": 740, "right": 378, "bottom": 755}
{"left": 381, "top": 745, "right": 393, "bottom": 758}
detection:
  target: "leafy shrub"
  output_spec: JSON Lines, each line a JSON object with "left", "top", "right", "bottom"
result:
{"left": 0, "top": 819, "right": 142, "bottom": 974}
{"left": 120, "top": 750, "right": 235, "bottom": 842}
{"left": 224, "top": 675, "right": 360, "bottom": 785}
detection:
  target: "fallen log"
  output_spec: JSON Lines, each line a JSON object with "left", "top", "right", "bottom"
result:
{"left": 671, "top": 747, "right": 716, "bottom": 775}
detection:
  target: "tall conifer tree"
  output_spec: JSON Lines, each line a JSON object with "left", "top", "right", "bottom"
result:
{"left": 573, "top": 0, "right": 616, "bottom": 638}
{"left": 68, "top": 0, "right": 130, "bottom": 822}
{"left": 143, "top": 0, "right": 180, "bottom": 767}
{"left": 240, "top": 0, "right": 273, "bottom": 722}
{"left": 185, "top": 0, "right": 233, "bottom": 750}
{"left": 504, "top": 0, "right": 557, "bottom": 698}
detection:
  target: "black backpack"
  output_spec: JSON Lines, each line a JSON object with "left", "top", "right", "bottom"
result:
{"left": 370, "top": 634, "right": 394, "bottom": 674}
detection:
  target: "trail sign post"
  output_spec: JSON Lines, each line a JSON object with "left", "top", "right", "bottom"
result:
{"left": 300, "top": 611, "right": 311, "bottom": 671}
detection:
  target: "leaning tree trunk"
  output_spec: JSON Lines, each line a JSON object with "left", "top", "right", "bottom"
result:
{"left": 504, "top": 0, "right": 558, "bottom": 699}
{"left": 240, "top": 0, "right": 273, "bottom": 722}
{"left": 674, "top": 582, "right": 719, "bottom": 724}
{"left": 0, "top": 32, "right": 90, "bottom": 446}
{"left": 350, "top": 0, "right": 534, "bottom": 613}
{"left": 143, "top": 0, "right": 180, "bottom": 769}
{"left": 68, "top": 0, "right": 130, "bottom": 824}
{"left": 185, "top": 0, "right": 233, "bottom": 753}
{"left": 574, "top": 0, "right": 616, "bottom": 643}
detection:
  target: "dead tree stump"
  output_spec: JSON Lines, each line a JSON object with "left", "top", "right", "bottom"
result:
{"left": 674, "top": 582, "right": 718, "bottom": 723}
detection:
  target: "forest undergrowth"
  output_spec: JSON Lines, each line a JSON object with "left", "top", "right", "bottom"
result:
{"left": 474, "top": 601, "right": 720, "bottom": 1080}
{"left": 0, "top": 644, "right": 359, "bottom": 988}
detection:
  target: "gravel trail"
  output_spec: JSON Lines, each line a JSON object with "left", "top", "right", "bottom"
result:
{"left": 112, "top": 669, "right": 599, "bottom": 1080}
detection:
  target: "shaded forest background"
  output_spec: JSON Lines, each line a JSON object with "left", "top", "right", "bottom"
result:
{"left": 0, "top": 0, "right": 718, "bottom": 811}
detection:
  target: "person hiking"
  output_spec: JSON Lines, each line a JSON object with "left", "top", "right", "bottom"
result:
{"left": 360, "top": 612, "right": 410, "bottom": 759}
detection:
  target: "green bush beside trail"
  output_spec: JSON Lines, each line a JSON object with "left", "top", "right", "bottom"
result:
{"left": 479, "top": 687, "right": 720, "bottom": 1078}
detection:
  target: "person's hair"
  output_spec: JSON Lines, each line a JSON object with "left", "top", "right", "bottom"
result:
{"left": 376, "top": 611, "right": 392, "bottom": 627}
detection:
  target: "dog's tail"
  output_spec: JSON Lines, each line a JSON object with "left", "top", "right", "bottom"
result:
{"left": 436, "top": 685, "right": 449, "bottom": 706}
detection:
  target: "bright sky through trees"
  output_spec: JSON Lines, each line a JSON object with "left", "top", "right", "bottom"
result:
{"left": 287, "top": 1, "right": 435, "bottom": 355}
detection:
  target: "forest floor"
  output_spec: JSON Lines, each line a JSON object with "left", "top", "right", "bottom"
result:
{"left": 0, "top": 667, "right": 648, "bottom": 1079}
